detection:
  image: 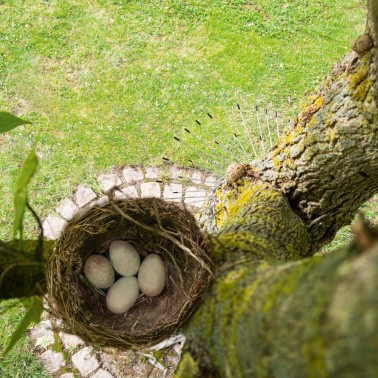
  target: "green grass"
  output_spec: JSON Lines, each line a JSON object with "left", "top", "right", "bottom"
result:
{"left": 322, "top": 196, "right": 378, "bottom": 254}
{"left": 0, "top": 0, "right": 372, "bottom": 374}
{"left": 0, "top": 0, "right": 367, "bottom": 240}
{"left": 0, "top": 300, "right": 50, "bottom": 378}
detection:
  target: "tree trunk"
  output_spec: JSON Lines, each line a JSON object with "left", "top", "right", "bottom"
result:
{"left": 175, "top": 1, "right": 378, "bottom": 376}
{"left": 176, "top": 184, "right": 378, "bottom": 377}
{"left": 256, "top": 50, "right": 378, "bottom": 252}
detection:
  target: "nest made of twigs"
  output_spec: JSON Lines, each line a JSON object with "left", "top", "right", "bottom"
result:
{"left": 46, "top": 198, "right": 213, "bottom": 349}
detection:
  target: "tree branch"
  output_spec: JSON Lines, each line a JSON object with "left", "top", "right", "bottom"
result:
{"left": 255, "top": 45, "right": 378, "bottom": 251}
{"left": 178, "top": 242, "right": 378, "bottom": 377}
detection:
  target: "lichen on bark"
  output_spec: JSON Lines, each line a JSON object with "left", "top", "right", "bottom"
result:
{"left": 212, "top": 179, "right": 310, "bottom": 262}
{"left": 175, "top": 2, "right": 378, "bottom": 376}
{"left": 256, "top": 48, "right": 378, "bottom": 252}
{"left": 179, "top": 243, "right": 378, "bottom": 378}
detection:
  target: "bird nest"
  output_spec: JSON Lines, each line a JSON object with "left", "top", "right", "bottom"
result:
{"left": 46, "top": 198, "right": 214, "bottom": 349}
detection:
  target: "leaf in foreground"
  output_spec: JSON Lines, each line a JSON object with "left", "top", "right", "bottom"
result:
{"left": 4, "top": 296, "right": 43, "bottom": 355}
{"left": 13, "top": 147, "right": 39, "bottom": 240}
{"left": 0, "top": 112, "right": 31, "bottom": 133}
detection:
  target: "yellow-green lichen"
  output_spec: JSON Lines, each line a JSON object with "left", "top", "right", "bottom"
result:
{"left": 306, "top": 94, "right": 319, "bottom": 105}
{"left": 315, "top": 96, "right": 323, "bottom": 110}
{"left": 215, "top": 232, "right": 274, "bottom": 261}
{"left": 347, "top": 56, "right": 371, "bottom": 102}
{"left": 351, "top": 77, "right": 370, "bottom": 102}
{"left": 348, "top": 63, "right": 368, "bottom": 87}
{"left": 215, "top": 181, "right": 279, "bottom": 230}
{"left": 261, "top": 261, "right": 310, "bottom": 314}
{"left": 209, "top": 262, "right": 270, "bottom": 378}
{"left": 284, "top": 133, "right": 294, "bottom": 145}
{"left": 216, "top": 267, "right": 248, "bottom": 302}
{"left": 308, "top": 116, "right": 316, "bottom": 126}
{"left": 301, "top": 336, "right": 328, "bottom": 378}
{"left": 174, "top": 352, "right": 200, "bottom": 378}
{"left": 272, "top": 156, "right": 281, "bottom": 168}
{"left": 325, "top": 128, "right": 338, "bottom": 143}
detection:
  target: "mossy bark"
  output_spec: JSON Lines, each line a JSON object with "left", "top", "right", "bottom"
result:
{"left": 179, "top": 177, "right": 378, "bottom": 377}
{"left": 212, "top": 181, "right": 310, "bottom": 262}
{"left": 178, "top": 244, "right": 378, "bottom": 378}
{"left": 255, "top": 47, "right": 378, "bottom": 252}
{"left": 176, "top": 3, "right": 378, "bottom": 376}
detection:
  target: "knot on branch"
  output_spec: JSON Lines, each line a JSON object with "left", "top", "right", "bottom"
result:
{"left": 352, "top": 213, "right": 378, "bottom": 252}
{"left": 351, "top": 33, "right": 374, "bottom": 55}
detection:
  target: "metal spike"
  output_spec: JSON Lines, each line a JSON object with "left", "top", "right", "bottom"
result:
{"left": 166, "top": 195, "right": 208, "bottom": 200}
{"left": 237, "top": 104, "right": 258, "bottom": 158}
{"left": 184, "top": 128, "right": 231, "bottom": 165}
{"left": 194, "top": 119, "right": 245, "bottom": 163}
{"left": 173, "top": 190, "right": 209, "bottom": 194}
{"left": 265, "top": 109, "right": 273, "bottom": 148}
{"left": 156, "top": 178, "right": 212, "bottom": 189}
{"left": 232, "top": 132, "right": 251, "bottom": 161}
{"left": 207, "top": 112, "right": 249, "bottom": 161}
{"left": 186, "top": 159, "right": 222, "bottom": 175}
{"left": 173, "top": 137, "right": 226, "bottom": 173}
{"left": 214, "top": 140, "right": 242, "bottom": 163}
{"left": 275, "top": 111, "right": 280, "bottom": 138}
{"left": 255, "top": 105, "right": 266, "bottom": 153}
{"left": 182, "top": 198, "right": 209, "bottom": 204}
{"left": 199, "top": 204, "right": 226, "bottom": 225}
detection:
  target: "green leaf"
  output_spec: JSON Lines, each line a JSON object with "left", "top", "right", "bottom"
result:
{"left": 13, "top": 147, "right": 39, "bottom": 239}
{"left": 4, "top": 296, "right": 43, "bottom": 355}
{"left": 0, "top": 112, "right": 31, "bottom": 133}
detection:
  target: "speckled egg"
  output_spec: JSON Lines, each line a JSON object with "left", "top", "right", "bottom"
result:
{"left": 106, "top": 276, "right": 140, "bottom": 314}
{"left": 84, "top": 254, "right": 115, "bottom": 289}
{"left": 138, "top": 254, "right": 166, "bottom": 296}
{"left": 109, "top": 240, "right": 140, "bottom": 277}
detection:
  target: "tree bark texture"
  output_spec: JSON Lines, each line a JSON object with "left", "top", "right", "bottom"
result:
{"left": 178, "top": 196, "right": 378, "bottom": 377}
{"left": 212, "top": 182, "right": 311, "bottom": 263}
{"left": 177, "top": 178, "right": 378, "bottom": 377}
{"left": 256, "top": 49, "right": 378, "bottom": 252}
{"left": 180, "top": 246, "right": 378, "bottom": 378}
{"left": 176, "top": 2, "right": 378, "bottom": 376}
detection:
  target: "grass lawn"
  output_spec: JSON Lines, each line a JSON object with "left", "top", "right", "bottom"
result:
{"left": 0, "top": 300, "right": 50, "bottom": 378}
{"left": 0, "top": 0, "right": 371, "bottom": 375}
{"left": 0, "top": 0, "right": 367, "bottom": 239}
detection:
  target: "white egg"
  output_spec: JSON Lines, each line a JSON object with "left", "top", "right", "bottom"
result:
{"left": 106, "top": 276, "right": 140, "bottom": 314}
{"left": 84, "top": 254, "right": 115, "bottom": 289}
{"left": 138, "top": 254, "right": 166, "bottom": 297}
{"left": 109, "top": 240, "right": 140, "bottom": 277}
